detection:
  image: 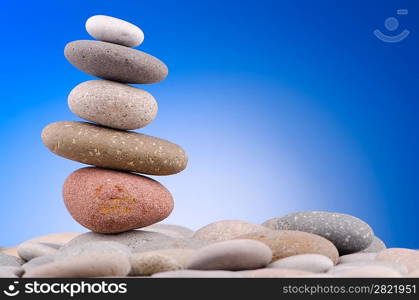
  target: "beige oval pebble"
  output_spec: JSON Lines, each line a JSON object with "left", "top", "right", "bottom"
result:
{"left": 237, "top": 230, "right": 339, "bottom": 264}
{"left": 23, "top": 253, "right": 130, "bottom": 278}
{"left": 68, "top": 80, "right": 157, "bottom": 130}
{"left": 42, "top": 121, "right": 188, "bottom": 176}
{"left": 63, "top": 167, "right": 174, "bottom": 233}
{"left": 268, "top": 254, "right": 334, "bottom": 273}
{"left": 64, "top": 40, "right": 168, "bottom": 84}
{"left": 338, "top": 252, "right": 377, "bottom": 264}
{"left": 17, "top": 242, "right": 60, "bottom": 261}
{"left": 187, "top": 239, "right": 272, "bottom": 271}
{"left": 376, "top": 248, "right": 419, "bottom": 272}
{"left": 239, "top": 268, "right": 314, "bottom": 278}
{"left": 332, "top": 266, "right": 402, "bottom": 278}
{"left": 130, "top": 249, "right": 195, "bottom": 276}
{"left": 142, "top": 224, "right": 194, "bottom": 239}
{"left": 193, "top": 220, "right": 271, "bottom": 243}
{"left": 86, "top": 15, "right": 144, "bottom": 47}
{"left": 152, "top": 270, "right": 243, "bottom": 278}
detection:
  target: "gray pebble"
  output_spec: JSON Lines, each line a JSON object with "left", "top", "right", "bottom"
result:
{"left": 17, "top": 242, "right": 60, "bottom": 261}
{"left": 0, "top": 253, "right": 22, "bottom": 267}
{"left": 142, "top": 224, "right": 194, "bottom": 239}
{"left": 22, "top": 256, "right": 55, "bottom": 272}
{"left": 263, "top": 211, "right": 374, "bottom": 255}
{"left": 57, "top": 241, "right": 131, "bottom": 260}
{"left": 64, "top": 40, "right": 168, "bottom": 84}
{"left": 86, "top": 15, "right": 144, "bottom": 47}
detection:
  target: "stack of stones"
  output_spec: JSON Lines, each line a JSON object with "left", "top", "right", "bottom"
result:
{"left": 41, "top": 15, "right": 188, "bottom": 233}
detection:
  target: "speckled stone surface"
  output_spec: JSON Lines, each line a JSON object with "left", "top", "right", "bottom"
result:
{"left": 268, "top": 254, "right": 334, "bottom": 273}
{"left": 63, "top": 167, "right": 174, "bottom": 233}
{"left": 142, "top": 224, "right": 194, "bottom": 239}
{"left": 130, "top": 249, "right": 195, "bottom": 276}
{"left": 68, "top": 80, "right": 158, "bottom": 130}
{"left": 361, "top": 236, "right": 386, "bottom": 253}
{"left": 187, "top": 239, "right": 272, "bottom": 271}
{"left": 237, "top": 230, "right": 339, "bottom": 264}
{"left": 57, "top": 241, "right": 131, "bottom": 259}
{"left": 133, "top": 237, "right": 210, "bottom": 253}
{"left": 263, "top": 211, "right": 374, "bottom": 255}
{"left": 64, "top": 40, "right": 168, "bottom": 84}
{"left": 61, "top": 230, "right": 175, "bottom": 253}
{"left": 17, "top": 242, "right": 60, "bottom": 261}
{"left": 193, "top": 220, "right": 271, "bottom": 243}
{"left": 23, "top": 253, "right": 130, "bottom": 278}
{"left": 86, "top": 15, "right": 144, "bottom": 47}
{"left": 42, "top": 121, "right": 188, "bottom": 176}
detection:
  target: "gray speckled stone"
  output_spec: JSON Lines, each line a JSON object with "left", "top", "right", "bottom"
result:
{"left": 41, "top": 121, "right": 188, "bottom": 176}
{"left": 22, "top": 256, "right": 55, "bottom": 272}
{"left": 361, "top": 236, "right": 386, "bottom": 253}
{"left": 0, "top": 253, "right": 22, "bottom": 267}
{"left": 23, "top": 253, "right": 130, "bottom": 278}
{"left": 61, "top": 230, "right": 175, "bottom": 253}
{"left": 152, "top": 270, "right": 243, "bottom": 278}
{"left": 130, "top": 249, "right": 195, "bottom": 276}
{"left": 142, "top": 224, "right": 194, "bottom": 239}
{"left": 64, "top": 40, "right": 168, "bottom": 84}
{"left": 268, "top": 254, "right": 334, "bottom": 273}
{"left": 86, "top": 15, "right": 144, "bottom": 47}
{"left": 17, "top": 242, "right": 60, "bottom": 261}
{"left": 187, "top": 239, "right": 272, "bottom": 271}
{"left": 57, "top": 241, "right": 131, "bottom": 260}
{"left": 68, "top": 80, "right": 157, "bottom": 130}
{"left": 263, "top": 211, "right": 374, "bottom": 255}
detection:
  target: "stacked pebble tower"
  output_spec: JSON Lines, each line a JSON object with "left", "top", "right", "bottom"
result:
{"left": 41, "top": 15, "right": 188, "bottom": 233}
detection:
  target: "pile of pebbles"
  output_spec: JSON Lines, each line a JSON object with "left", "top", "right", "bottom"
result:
{"left": 1, "top": 211, "right": 419, "bottom": 278}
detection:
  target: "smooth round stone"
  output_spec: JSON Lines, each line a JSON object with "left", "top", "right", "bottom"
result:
{"left": 239, "top": 268, "right": 314, "bottom": 278}
{"left": 0, "top": 267, "right": 20, "bottom": 278}
{"left": 63, "top": 168, "right": 173, "bottom": 233}
{"left": 329, "top": 261, "right": 408, "bottom": 275}
{"left": 23, "top": 253, "right": 130, "bottom": 278}
{"left": 263, "top": 211, "right": 374, "bottom": 255}
{"left": 17, "top": 242, "right": 60, "bottom": 261}
{"left": 0, "top": 253, "right": 22, "bottom": 267}
{"left": 134, "top": 237, "right": 210, "bottom": 253}
{"left": 237, "top": 230, "right": 339, "bottom": 264}
{"left": 361, "top": 236, "right": 386, "bottom": 253}
{"left": 61, "top": 230, "right": 175, "bottom": 253}
{"left": 193, "top": 220, "right": 271, "bottom": 243}
{"left": 42, "top": 121, "right": 187, "bottom": 176}
{"left": 152, "top": 270, "right": 243, "bottom": 278}
{"left": 64, "top": 40, "right": 168, "bottom": 84}
{"left": 22, "top": 256, "right": 55, "bottom": 272}
{"left": 338, "top": 252, "right": 377, "bottom": 264}
{"left": 130, "top": 249, "right": 195, "bottom": 276}
{"left": 187, "top": 239, "right": 272, "bottom": 271}
{"left": 376, "top": 248, "right": 419, "bottom": 272}
{"left": 332, "top": 266, "right": 401, "bottom": 278}
{"left": 268, "top": 254, "right": 333, "bottom": 273}
{"left": 68, "top": 80, "right": 157, "bottom": 130}
{"left": 57, "top": 241, "right": 131, "bottom": 260}
{"left": 86, "top": 15, "right": 144, "bottom": 47}
{"left": 142, "top": 224, "right": 194, "bottom": 239}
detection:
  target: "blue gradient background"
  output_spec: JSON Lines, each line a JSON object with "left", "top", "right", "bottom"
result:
{"left": 0, "top": 0, "right": 418, "bottom": 248}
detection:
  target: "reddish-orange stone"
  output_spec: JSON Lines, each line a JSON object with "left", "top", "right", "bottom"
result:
{"left": 63, "top": 167, "right": 174, "bottom": 233}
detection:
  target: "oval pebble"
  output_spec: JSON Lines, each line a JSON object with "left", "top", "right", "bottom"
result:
{"left": 42, "top": 121, "right": 188, "bottom": 176}
{"left": 63, "top": 167, "right": 174, "bottom": 233}
{"left": 64, "top": 40, "right": 168, "bottom": 84}
{"left": 68, "top": 80, "right": 157, "bottom": 130}
{"left": 338, "top": 252, "right": 377, "bottom": 264}
{"left": 130, "top": 249, "right": 195, "bottom": 276}
{"left": 239, "top": 268, "right": 314, "bottom": 278}
{"left": 17, "top": 242, "right": 60, "bottom": 261}
{"left": 152, "top": 270, "right": 243, "bottom": 278}
{"left": 86, "top": 15, "right": 144, "bottom": 47}
{"left": 134, "top": 237, "right": 209, "bottom": 253}
{"left": 268, "top": 254, "right": 334, "bottom": 273}
{"left": 142, "top": 224, "right": 194, "bottom": 239}
{"left": 61, "top": 230, "right": 176, "bottom": 253}
{"left": 22, "top": 256, "right": 55, "bottom": 272}
{"left": 193, "top": 220, "right": 271, "bottom": 243}
{"left": 329, "top": 261, "right": 408, "bottom": 275}
{"left": 0, "top": 267, "right": 20, "bottom": 278}
{"left": 57, "top": 241, "right": 131, "bottom": 260}
{"left": 237, "top": 230, "right": 339, "bottom": 264}
{"left": 332, "top": 266, "right": 401, "bottom": 278}
{"left": 187, "top": 239, "right": 272, "bottom": 271}
{"left": 23, "top": 253, "right": 130, "bottom": 278}
{"left": 376, "top": 248, "right": 419, "bottom": 272}
{"left": 263, "top": 211, "right": 374, "bottom": 255}
{"left": 0, "top": 253, "right": 22, "bottom": 267}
